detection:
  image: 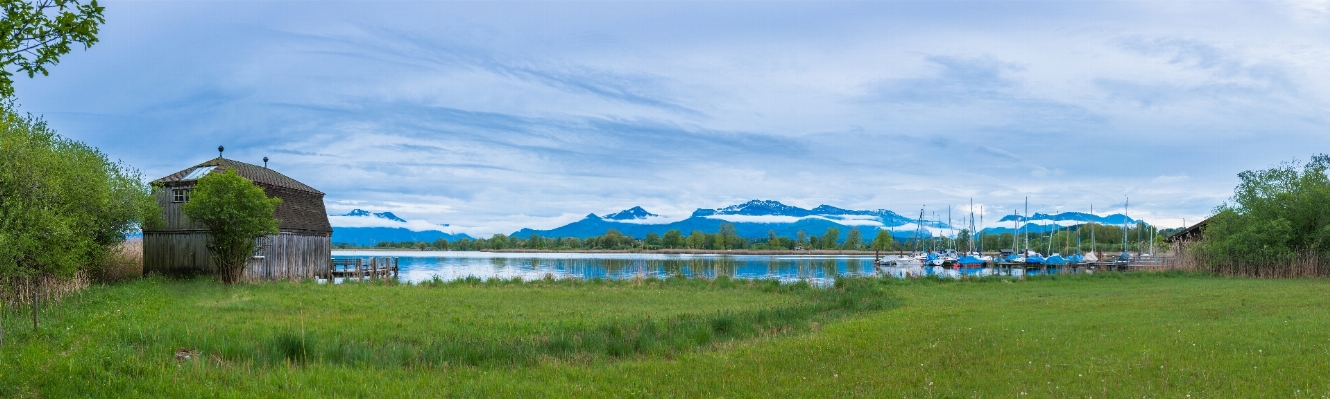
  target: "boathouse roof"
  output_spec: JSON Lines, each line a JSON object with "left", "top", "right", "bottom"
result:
{"left": 1165, "top": 216, "right": 1211, "bottom": 243}
{"left": 154, "top": 157, "right": 323, "bottom": 195}
{"left": 151, "top": 157, "right": 331, "bottom": 234}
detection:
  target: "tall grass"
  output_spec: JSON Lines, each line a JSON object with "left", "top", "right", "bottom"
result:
{"left": 1163, "top": 248, "right": 1330, "bottom": 278}
{"left": 93, "top": 238, "right": 143, "bottom": 282}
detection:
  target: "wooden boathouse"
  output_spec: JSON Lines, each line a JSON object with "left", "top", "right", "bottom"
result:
{"left": 143, "top": 155, "right": 333, "bottom": 280}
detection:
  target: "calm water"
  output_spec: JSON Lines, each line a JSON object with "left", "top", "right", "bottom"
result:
{"left": 331, "top": 251, "right": 880, "bottom": 285}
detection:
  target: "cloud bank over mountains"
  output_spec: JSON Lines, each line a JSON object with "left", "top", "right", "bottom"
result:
{"left": 16, "top": 1, "right": 1330, "bottom": 236}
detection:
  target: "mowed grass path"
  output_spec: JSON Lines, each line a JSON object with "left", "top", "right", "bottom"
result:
{"left": 3, "top": 274, "right": 1329, "bottom": 397}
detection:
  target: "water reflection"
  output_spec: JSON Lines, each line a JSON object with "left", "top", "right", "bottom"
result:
{"left": 332, "top": 251, "right": 878, "bottom": 285}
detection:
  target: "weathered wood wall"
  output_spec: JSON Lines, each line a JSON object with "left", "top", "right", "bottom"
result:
{"left": 244, "top": 233, "right": 331, "bottom": 281}
{"left": 143, "top": 232, "right": 213, "bottom": 275}
{"left": 144, "top": 232, "right": 331, "bottom": 281}
{"left": 150, "top": 187, "right": 206, "bottom": 231}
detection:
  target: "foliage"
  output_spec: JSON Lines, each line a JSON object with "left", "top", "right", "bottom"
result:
{"left": 180, "top": 169, "right": 280, "bottom": 284}
{"left": 869, "top": 229, "right": 894, "bottom": 251}
{"left": 844, "top": 226, "right": 862, "bottom": 250}
{"left": 0, "top": 106, "right": 156, "bottom": 280}
{"left": 1198, "top": 154, "right": 1330, "bottom": 265}
{"left": 0, "top": 0, "right": 106, "bottom": 98}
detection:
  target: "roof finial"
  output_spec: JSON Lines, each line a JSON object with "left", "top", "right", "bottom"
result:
{"left": 218, "top": 145, "right": 225, "bottom": 158}
{"left": 263, "top": 156, "right": 269, "bottom": 168}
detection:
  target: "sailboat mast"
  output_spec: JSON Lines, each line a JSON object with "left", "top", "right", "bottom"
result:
{"left": 1123, "top": 197, "right": 1129, "bottom": 254}
{"left": 1090, "top": 204, "right": 1096, "bottom": 255}
{"left": 1024, "top": 197, "right": 1029, "bottom": 254}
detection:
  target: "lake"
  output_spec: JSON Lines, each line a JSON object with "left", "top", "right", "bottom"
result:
{"left": 331, "top": 250, "right": 882, "bottom": 285}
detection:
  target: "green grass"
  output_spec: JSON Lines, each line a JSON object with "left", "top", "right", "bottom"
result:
{"left": 3, "top": 273, "right": 1330, "bottom": 397}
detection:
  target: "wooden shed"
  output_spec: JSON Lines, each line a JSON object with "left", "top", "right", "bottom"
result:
{"left": 143, "top": 156, "right": 332, "bottom": 280}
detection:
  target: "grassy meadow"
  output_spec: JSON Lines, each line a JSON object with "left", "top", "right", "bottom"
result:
{"left": 2, "top": 273, "right": 1329, "bottom": 397}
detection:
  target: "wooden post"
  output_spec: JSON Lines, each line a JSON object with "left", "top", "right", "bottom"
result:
{"left": 394, "top": 257, "right": 399, "bottom": 280}
{"left": 32, "top": 287, "right": 39, "bottom": 330}
{"left": 372, "top": 258, "right": 378, "bottom": 280}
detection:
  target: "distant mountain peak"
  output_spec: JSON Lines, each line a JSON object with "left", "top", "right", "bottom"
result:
{"left": 706, "top": 199, "right": 810, "bottom": 217}
{"left": 604, "top": 206, "right": 658, "bottom": 220}
{"left": 339, "top": 209, "right": 407, "bottom": 223}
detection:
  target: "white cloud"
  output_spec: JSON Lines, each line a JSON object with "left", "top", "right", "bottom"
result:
{"left": 14, "top": 1, "right": 1322, "bottom": 235}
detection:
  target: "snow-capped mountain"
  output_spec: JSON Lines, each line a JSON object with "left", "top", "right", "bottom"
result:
{"left": 329, "top": 209, "right": 468, "bottom": 244}
{"left": 513, "top": 200, "right": 938, "bottom": 241}
{"left": 691, "top": 200, "right": 918, "bottom": 227}
{"left": 510, "top": 200, "right": 1152, "bottom": 242}
{"left": 603, "top": 206, "right": 659, "bottom": 221}
{"left": 339, "top": 209, "right": 407, "bottom": 223}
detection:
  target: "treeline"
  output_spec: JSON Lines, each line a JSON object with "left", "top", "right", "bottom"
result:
{"left": 336, "top": 223, "right": 901, "bottom": 251}
{"left": 340, "top": 220, "right": 1174, "bottom": 254}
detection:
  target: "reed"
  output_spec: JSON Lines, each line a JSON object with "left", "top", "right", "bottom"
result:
{"left": 0, "top": 272, "right": 90, "bottom": 308}
{"left": 1169, "top": 249, "right": 1330, "bottom": 278}
{"left": 93, "top": 239, "right": 144, "bottom": 283}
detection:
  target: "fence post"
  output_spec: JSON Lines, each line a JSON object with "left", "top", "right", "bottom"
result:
{"left": 32, "top": 287, "right": 38, "bottom": 330}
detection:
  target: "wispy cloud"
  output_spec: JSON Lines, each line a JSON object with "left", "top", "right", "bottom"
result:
{"left": 14, "top": 1, "right": 1330, "bottom": 234}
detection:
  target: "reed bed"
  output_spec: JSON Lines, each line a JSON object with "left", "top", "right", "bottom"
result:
{"left": 0, "top": 272, "right": 90, "bottom": 309}
{"left": 1148, "top": 250, "right": 1330, "bottom": 278}
{"left": 93, "top": 238, "right": 144, "bottom": 282}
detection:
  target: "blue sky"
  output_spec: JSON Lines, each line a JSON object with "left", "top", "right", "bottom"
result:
{"left": 14, "top": 1, "right": 1330, "bottom": 236}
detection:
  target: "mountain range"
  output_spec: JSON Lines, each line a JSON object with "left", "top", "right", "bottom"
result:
{"left": 328, "top": 200, "right": 1144, "bottom": 244}
{"left": 329, "top": 209, "right": 470, "bottom": 244}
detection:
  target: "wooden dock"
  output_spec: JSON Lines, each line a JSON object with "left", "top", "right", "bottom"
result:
{"left": 327, "top": 257, "right": 399, "bottom": 281}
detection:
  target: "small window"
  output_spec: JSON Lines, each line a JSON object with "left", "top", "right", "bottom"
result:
{"left": 181, "top": 166, "right": 216, "bottom": 181}
{"left": 172, "top": 188, "right": 190, "bottom": 203}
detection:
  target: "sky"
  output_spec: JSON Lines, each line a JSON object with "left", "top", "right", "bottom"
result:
{"left": 14, "top": 1, "right": 1330, "bottom": 236}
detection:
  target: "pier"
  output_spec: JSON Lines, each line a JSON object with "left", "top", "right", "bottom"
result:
{"left": 328, "top": 257, "right": 399, "bottom": 281}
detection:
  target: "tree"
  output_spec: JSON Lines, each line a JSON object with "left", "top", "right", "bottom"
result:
{"left": 0, "top": 0, "right": 106, "bottom": 98}
{"left": 662, "top": 229, "right": 683, "bottom": 248}
{"left": 870, "top": 229, "right": 894, "bottom": 251}
{"left": 1198, "top": 154, "right": 1330, "bottom": 265}
{"left": 644, "top": 232, "right": 661, "bottom": 248}
{"left": 844, "top": 227, "right": 862, "bottom": 250}
{"left": 717, "top": 222, "right": 737, "bottom": 250}
{"left": 956, "top": 229, "right": 972, "bottom": 251}
{"left": 796, "top": 230, "right": 807, "bottom": 248}
{"left": 821, "top": 227, "right": 840, "bottom": 250}
{"left": 181, "top": 169, "right": 280, "bottom": 284}
{"left": 0, "top": 108, "right": 156, "bottom": 280}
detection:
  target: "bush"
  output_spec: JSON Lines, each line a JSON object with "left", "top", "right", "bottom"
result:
{"left": 1197, "top": 154, "right": 1330, "bottom": 271}
{"left": 0, "top": 106, "right": 157, "bottom": 281}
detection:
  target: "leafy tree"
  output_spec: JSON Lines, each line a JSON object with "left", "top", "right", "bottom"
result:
{"left": 796, "top": 230, "right": 807, "bottom": 248}
{"left": 821, "top": 227, "right": 840, "bottom": 250}
{"left": 870, "top": 229, "right": 894, "bottom": 251}
{"left": 181, "top": 169, "right": 280, "bottom": 285}
{"left": 717, "top": 222, "right": 737, "bottom": 250}
{"left": 1198, "top": 155, "right": 1330, "bottom": 265}
{"left": 644, "top": 232, "right": 661, "bottom": 248}
{"left": 662, "top": 229, "right": 683, "bottom": 248}
{"left": 687, "top": 230, "right": 704, "bottom": 249}
{"left": 0, "top": 0, "right": 106, "bottom": 98}
{"left": 956, "top": 229, "right": 972, "bottom": 252}
{"left": 0, "top": 107, "right": 156, "bottom": 280}
{"left": 844, "top": 227, "right": 862, "bottom": 250}
{"left": 488, "top": 234, "right": 509, "bottom": 250}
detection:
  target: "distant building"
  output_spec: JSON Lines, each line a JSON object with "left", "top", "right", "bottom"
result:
{"left": 143, "top": 156, "right": 332, "bottom": 280}
{"left": 1165, "top": 217, "right": 1210, "bottom": 244}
